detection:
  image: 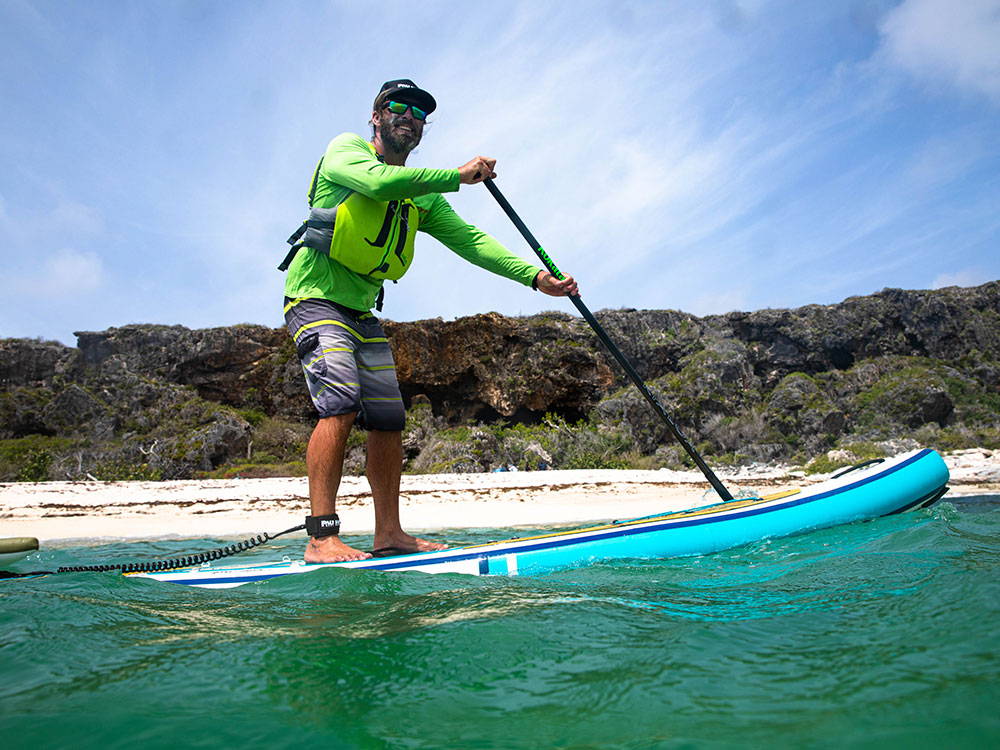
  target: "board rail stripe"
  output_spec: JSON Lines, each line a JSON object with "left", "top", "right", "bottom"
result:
{"left": 152, "top": 450, "right": 941, "bottom": 585}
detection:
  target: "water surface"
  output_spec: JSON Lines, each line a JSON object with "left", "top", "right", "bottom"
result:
{"left": 2, "top": 496, "right": 998, "bottom": 748}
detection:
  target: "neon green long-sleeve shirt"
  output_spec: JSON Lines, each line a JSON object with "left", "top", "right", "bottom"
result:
{"left": 283, "top": 132, "right": 541, "bottom": 312}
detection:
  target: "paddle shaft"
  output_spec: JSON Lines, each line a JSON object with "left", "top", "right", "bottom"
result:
{"left": 483, "top": 178, "right": 733, "bottom": 502}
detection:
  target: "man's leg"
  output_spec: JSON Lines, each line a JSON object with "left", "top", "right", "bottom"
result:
{"left": 304, "top": 413, "right": 372, "bottom": 563}
{"left": 367, "top": 429, "right": 447, "bottom": 554}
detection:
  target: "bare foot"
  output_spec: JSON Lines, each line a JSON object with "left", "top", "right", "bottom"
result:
{"left": 372, "top": 531, "right": 448, "bottom": 555}
{"left": 304, "top": 536, "right": 373, "bottom": 563}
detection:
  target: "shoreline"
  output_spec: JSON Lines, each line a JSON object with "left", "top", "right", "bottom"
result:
{"left": 1, "top": 449, "right": 996, "bottom": 545}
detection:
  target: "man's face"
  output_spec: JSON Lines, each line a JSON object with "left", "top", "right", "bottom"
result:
{"left": 374, "top": 101, "right": 424, "bottom": 153}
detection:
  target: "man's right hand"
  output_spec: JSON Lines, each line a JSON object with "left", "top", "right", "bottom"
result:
{"left": 458, "top": 156, "right": 497, "bottom": 185}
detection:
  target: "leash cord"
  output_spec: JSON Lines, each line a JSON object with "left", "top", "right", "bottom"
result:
{"left": 2, "top": 524, "right": 307, "bottom": 578}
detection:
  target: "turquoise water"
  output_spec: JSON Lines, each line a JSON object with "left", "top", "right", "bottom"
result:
{"left": 2, "top": 496, "right": 998, "bottom": 749}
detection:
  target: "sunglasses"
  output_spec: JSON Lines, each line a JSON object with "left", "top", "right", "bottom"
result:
{"left": 383, "top": 100, "right": 427, "bottom": 121}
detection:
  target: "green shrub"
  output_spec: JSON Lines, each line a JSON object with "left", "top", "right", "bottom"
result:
{"left": 237, "top": 408, "right": 267, "bottom": 427}
{"left": 91, "top": 460, "right": 162, "bottom": 481}
{"left": 200, "top": 460, "right": 307, "bottom": 479}
{"left": 247, "top": 417, "right": 311, "bottom": 462}
{"left": 407, "top": 413, "right": 641, "bottom": 473}
{"left": 803, "top": 442, "right": 887, "bottom": 475}
{"left": 16, "top": 449, "right": 52, "bottom": 482}
{"left": 0, "top": 436, "right": 74, "bottom": 482}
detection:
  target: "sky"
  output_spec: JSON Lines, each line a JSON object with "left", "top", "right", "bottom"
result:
{"left": 1, "top": 0, "right": 998, "bottom": 346}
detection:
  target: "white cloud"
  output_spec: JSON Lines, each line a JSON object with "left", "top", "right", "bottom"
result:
{"left": 49, "top": 200, "right": 105, "bottom": 236}
{"left": 688, "top": 287, "right": 751, "bottom": 316}
{"left": 3, "top": 1, "right": 998, "bottom": 342}
{"left": 931, "top": 269, "right": 990, "bottom": 289}
{"left": 40, "top": 248, "right": 105, "bottom": 296}
{"left": 0, "top": 247, "right": 105, "bottom": 343}
{"left": 901, "top": 132, "right": 989, "bottom": 190}
{"left": 879, "top": 0, "right": 1000, "bottom": 103}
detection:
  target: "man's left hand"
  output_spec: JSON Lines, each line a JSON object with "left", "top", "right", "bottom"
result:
{"left": 535, "top": 271, "right": 579, "bottom": 297}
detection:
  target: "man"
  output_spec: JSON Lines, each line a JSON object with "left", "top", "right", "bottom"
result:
{"left": 283, "top": 79, "right": 578, "bottom": 563}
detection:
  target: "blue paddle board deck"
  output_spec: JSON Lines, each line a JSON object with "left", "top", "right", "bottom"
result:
{"left": 133, "top": 448, "right": 949, "bottom": 589}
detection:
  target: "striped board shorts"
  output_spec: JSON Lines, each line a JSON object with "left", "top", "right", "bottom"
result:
{"left": 283, "top": 297, "right": 405, "bottom": 430}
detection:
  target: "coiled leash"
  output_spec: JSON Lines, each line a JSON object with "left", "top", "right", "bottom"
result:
{"left": 0, "top": 514, "right": 341, "bottom": 579}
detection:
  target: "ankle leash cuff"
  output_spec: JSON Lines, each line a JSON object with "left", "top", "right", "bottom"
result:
{"left": 305, "top": 513, "right": 341, "bottom": 538}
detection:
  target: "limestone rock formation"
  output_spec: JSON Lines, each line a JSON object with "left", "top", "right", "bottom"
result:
{"left": 1, "top": 281, "right": 997, "bottom": 479}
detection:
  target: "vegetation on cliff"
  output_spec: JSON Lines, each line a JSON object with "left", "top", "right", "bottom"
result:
{"left": 1, "top": 282, "right": 997, "bottom": 481}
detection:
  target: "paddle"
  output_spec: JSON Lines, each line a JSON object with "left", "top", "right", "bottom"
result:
{"left": 483, "top": 178, "right": 734, "bottom": 502}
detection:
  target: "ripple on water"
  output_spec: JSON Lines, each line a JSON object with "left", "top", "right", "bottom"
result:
{"left": 0, "top": 496, "right": 997, "bottom": 748}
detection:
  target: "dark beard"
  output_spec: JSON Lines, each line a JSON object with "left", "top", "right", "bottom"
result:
{"left": 378, "top": 115, "right": 420, "bottom": 154}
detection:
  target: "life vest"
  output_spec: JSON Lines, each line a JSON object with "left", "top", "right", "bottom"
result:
{"left": 279, "top": 151, "right": 419, "bottom": 281}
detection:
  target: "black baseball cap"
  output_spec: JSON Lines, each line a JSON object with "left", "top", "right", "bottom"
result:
{"left": 374, "top": 79, "right": 437, "bottom": 115}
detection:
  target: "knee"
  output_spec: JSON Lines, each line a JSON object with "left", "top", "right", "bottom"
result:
{"left": 313, "top": 412, "right": 358, "bottom": 439}
{"left": 357, "top": 403, "right": 406, "bottom": 432}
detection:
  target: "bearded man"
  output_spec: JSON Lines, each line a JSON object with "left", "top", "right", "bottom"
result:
{"left": 282, "top": 79, "right": 577, "bottom": 563}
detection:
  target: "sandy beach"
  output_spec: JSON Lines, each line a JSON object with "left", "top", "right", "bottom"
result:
{"left": 1, "top": 449, "right": 996, "bottom": 545}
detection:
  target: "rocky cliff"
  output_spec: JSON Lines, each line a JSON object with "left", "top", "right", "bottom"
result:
{"left": 2, "top": 282, "right": 997, "bottom": 480}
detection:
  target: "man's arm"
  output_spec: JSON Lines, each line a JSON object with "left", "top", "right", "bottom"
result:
{"left": 418, "top": 194, "right": 578, "bottom": 296}
{"left": 318, "top": 133, "right": 461, "bottom": 203}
